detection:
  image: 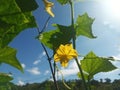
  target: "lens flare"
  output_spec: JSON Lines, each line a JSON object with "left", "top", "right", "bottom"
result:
{"left": 101, "top": 0, "right": 120, "bottom": 20}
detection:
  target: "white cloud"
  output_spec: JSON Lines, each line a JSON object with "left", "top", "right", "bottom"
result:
{"left": 17, "top": 80, "right": 25, "bottom": 86}
{"left": 94, "top": 69, "right": 120, "bottom": 81}
{"left": 58, "top": 61, "right": 79, "bottom": 77}
{"left": 42, "top": 51, "right": 46, "bottom": 56}
{"left": 44, "top": 70, "right": 50, "bottom": 75}
{"left": 112, "top": 51, "right": 120, "bottom": 61}
{"left": 112, "top": 54, "right": 120, "bottom": 67}
{"left": 103, "top": 21, "right": 115, "bottom": 29}
{"left": 49, "top": 77, "right": 54, "bottom": 81}
{"left": 38, "top": 51, "right": 46, "bottom": 59}
{"left": 21, "top": 63, "right": 26, "bottom": 69}
{"left": 33, "top": 60, "right": 41, "bottom": 65}
{"left": 113, "top": 55, "right": 120, "bottom": 61}
{"left": 103, "top": 21, "right": 110, "bottom": 26}
{"left": 27, "top": 67, "right": 41, "bottom": 75}
{"left": 33, "top": 51, "right": 46, "bottom": 65}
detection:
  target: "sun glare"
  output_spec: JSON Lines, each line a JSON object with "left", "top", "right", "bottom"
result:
{"left": 101, "top": 0, "right": 120, "bottom": 20}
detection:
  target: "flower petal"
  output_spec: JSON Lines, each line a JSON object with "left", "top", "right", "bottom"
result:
{"left": 45, "top": 7, "right": 55, "bottom": 17}
{"left": 54, "top": 54, "right": 60, "bottom": 62}
{"left": 43, "top": 0, "right": 55, "bottom": 17}
{"left": 60, "top": 59, "right": 68, "bottom": 67}
{"left": 43, "top": 0, "right": 54, "bottom": 7}
{"left": 69, "top": 49, "right": 78, "bottom": 57}
{"left": 54, "top": 44, "right": 78, "bottom": 67}
{"left": 56, "top": 44, "right": 65, "bottom": 55}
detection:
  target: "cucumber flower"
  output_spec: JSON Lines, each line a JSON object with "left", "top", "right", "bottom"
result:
{"left": 43, "top": 0, "right": 55, "bottom": 17}
{"left": 54, "top": 44, "right": 78, "bottom": 67}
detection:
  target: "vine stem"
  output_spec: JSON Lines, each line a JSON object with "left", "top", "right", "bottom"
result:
{"left": 88, "top": 76, "right": 91, "bottom": 90}
{"left": 41, "top": 43, "right": 59, "bottom": 90}
{"left": 37, "top": 16, "right": 51, "bottom": 34}
{"left": 36, "top": 16, "right": 59, "bottom": 90}
{"left": 40, "top": 16, "right": 51, "bottom": 34}
{"left": 69, "top": 0, "right": 88, "bottom": 90}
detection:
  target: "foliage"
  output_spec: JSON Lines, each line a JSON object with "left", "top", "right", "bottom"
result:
{"left": 39, "top": 24, "right": 74, "bottom": 49}
{"left": 0, "top": 0, "right": 119, "bottom": 90}
{"left": 0, "top": 0, "right": 38, "bottom": 87}
{"left": 78, "top": 51, "right": 117, "bottom": 81}
{"left": 10, "top": 79, "right": 120, "bottom": 90}
{"left": 0, "top": 73, "right": 13, "bottom": 83}
{"left": 39, "top": 13, "right": 96, "bottom": 50}
{"left": 75, "top": 13, "right": 96, "bottom": 38}
{"left": 0, "top": 0, "right": 38, "bottom": 48}
{"left": 0, "top": 73, "right": 13, "bottom": 90}
{"left": 0, "top": 47, "right": 23, "bottom": 72}
{"left": 39, "top": 1, "right": 115, "bottom": 89}
{"left": 57, "top": 0, "right": 70, "bottom": 5}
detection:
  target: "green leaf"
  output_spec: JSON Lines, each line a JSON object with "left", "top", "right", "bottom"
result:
{"left": 57, "top": 0, "right": 69, "bottom": 5}
{"left": 57, "top": 0, "right": 84, "bottom": 5}
{"left": 77, "top": 72, "right": 91, "bottom": 81}
{"left": 15, "top": 0, "right": 38, "bottom": 12}
{"left": 39, "top": 24, "right": 73, "bottom": 49}
{"left": 0, "top": 73, "right": 13, "bottom": 83}
{"left": 75, "top": 13, "right": 96, "bottom": 38}
{"left": 0, "top": 47, "right": 23, "bottom": 72}
{"left": 101, "top": 57, "right": 115, "bottom": 61}
{"left": 80, "top": 51, "right": 117, "bottom": 80}
{"left": 0, "top": 0, "right": 38, "bottom": 48}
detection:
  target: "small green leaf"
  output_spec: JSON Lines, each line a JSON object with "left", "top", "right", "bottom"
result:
{"left": 57, "top": 0, "right": 69, "bottom": 5}
{"left": 0, "top": 73, "right": 13, "bottom": 83}
{"left": 39, "top": 24, "right": 73, "bottom": 49}
{"left": 80, "top": 51, "right": 117, "bottom": 80}
{"left": 75, "top": 13, "right": 96, "bottom": 38}
{"left": 0, "top": 47, "right": 23, "bottom": 72}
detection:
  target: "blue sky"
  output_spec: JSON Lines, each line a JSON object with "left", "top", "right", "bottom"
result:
{"left": 1, "top": 0, "right": 120, "bottom": 85}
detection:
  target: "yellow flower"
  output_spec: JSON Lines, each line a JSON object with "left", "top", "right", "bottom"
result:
{"left": 54, "top": 44, "right": 78, "bottom": 67}
{"left": 43, "top": 0, "right": 55, "bottom": 17}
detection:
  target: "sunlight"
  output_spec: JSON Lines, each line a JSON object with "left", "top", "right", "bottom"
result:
{"left": 101, "top": 0, "right": 120, "bottom": 20}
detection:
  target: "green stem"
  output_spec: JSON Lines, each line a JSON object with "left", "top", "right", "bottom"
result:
{"left": 88, "top": 76, "right": 91, "bottom": 90}
{"left": 69, "top": 0, "right": 88, "bottom": 90}
{"left": 41, "top": 43, "right": 59, "bottom": 90}
{"left": 40, "top": 16, "right": 51, "bottom": 34}
{"left": 69, "top": 0, "right": 75, "bottom": 49}
{"left": 75, "top": 58, "right": 88, "bottom": 90}
{"left": 36, "top": 16, "right": 59, "bottom": 90}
